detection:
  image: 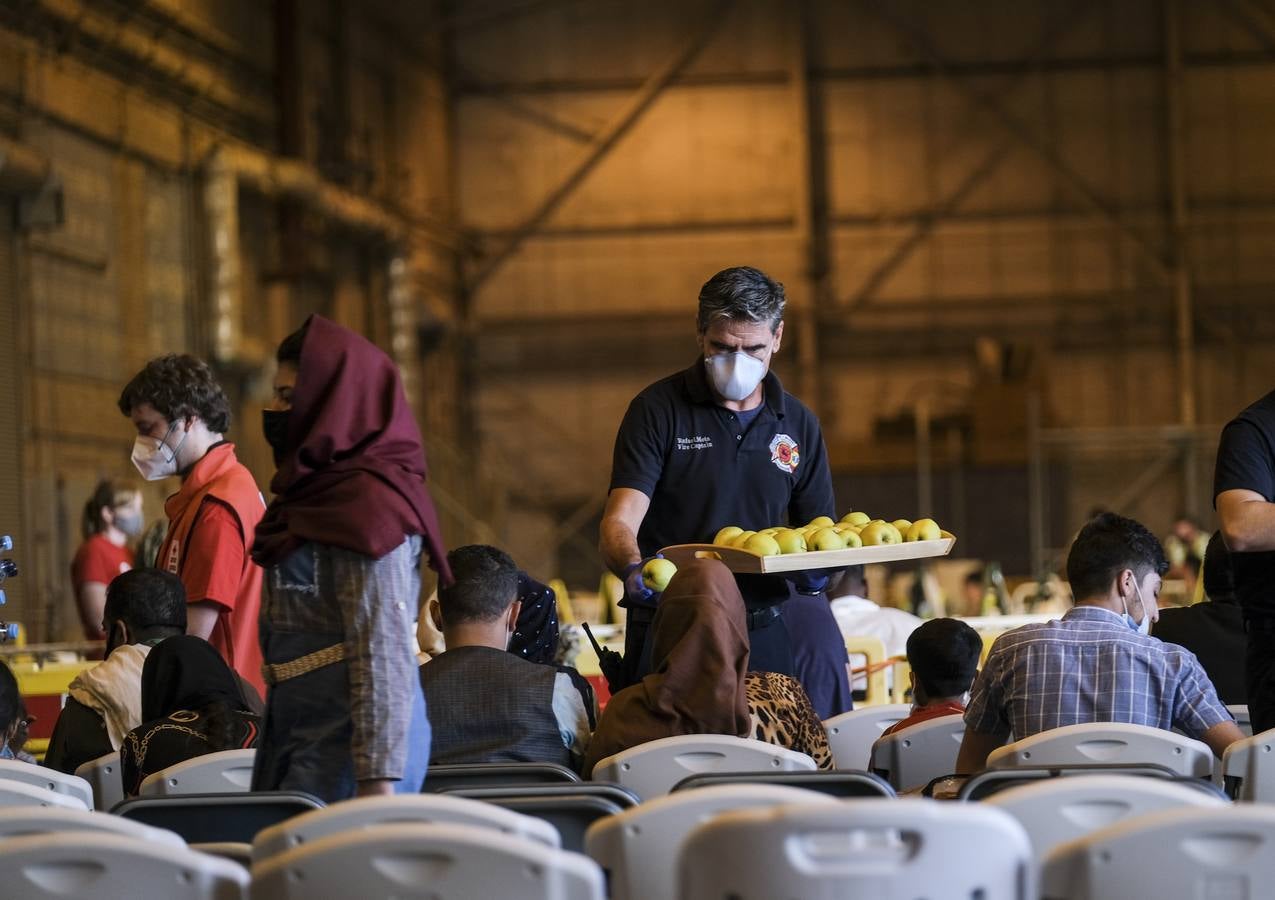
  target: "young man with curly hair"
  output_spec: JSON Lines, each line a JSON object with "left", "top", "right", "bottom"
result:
{"left": 118, "top": 354, "right": 266, "bottom": 698}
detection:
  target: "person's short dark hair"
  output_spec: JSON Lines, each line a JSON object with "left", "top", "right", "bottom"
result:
{"left": 907, "top": 618, "right": 981, "bottom": 699}
{"left": 696, "top": 266, "right": 786, "bottom": 334}
{"left": 1066, "top": 512, "right": 1169, "bottom": 601}
{"left": 277, "top": 321, "right": 310, "bottom": 366}
{"left": 438, "top": 545, "right": 519, "bottom": 624}
{"left": 104, "top": 569, "right": 188, "bottom": 633}
{"left": 1202, "top": 531, "right": 1236, "bottom": 604}
{"left": 827, "top": 565, "right": 866, "bottom": 599}
{"left": 117, "top": 354, "right": 232, "bottom": 434}
{"left": 0, "top": 660, "right": 18, "bottom": 741}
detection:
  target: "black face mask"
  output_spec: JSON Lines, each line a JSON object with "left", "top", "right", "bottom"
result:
{"left": 262, "top": 409, "right": 291, "bottom": 465}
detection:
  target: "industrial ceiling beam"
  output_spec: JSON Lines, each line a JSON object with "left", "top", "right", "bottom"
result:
{"left": 838, "top": 0, "right": 1103, "bottom": 310}
{"left": 859, "top": 0, "right": 1174, "bottom": 284}
{"left": 465, "top": 0, "right": 737, "bottom": 293}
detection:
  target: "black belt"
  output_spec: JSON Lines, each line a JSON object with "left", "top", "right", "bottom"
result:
{"left": 746, "top": 604, "right": 782, "bottom": 631}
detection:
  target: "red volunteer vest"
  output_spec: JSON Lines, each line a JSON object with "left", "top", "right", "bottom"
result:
{"left": 159, "top": 443, "right": 266, "bottom": 697}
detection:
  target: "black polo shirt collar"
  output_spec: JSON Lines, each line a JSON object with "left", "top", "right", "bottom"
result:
{"left": 682, "top": 358, "right": 787, "bottom": 419}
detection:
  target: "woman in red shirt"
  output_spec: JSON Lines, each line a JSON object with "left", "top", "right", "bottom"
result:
{"left": 70, "top": 479, "right": 143, "bottom": 641}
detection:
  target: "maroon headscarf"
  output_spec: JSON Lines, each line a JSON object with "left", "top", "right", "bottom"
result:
{"left": 251, "top": 315, "right": 451, "bottom": 583}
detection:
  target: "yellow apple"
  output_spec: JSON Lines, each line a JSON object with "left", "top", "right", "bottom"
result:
{"left": 941, "top": 530, "right": 956, "bottom": 541}
{"left": 774, "top": 529, "right": 808, "bottom": 554}
{"left": 729, "top": 530, "right": 757, "bottom": 548}
{"left": 809, "top": 528, "right": 847, "bottom": 551}
{"left": 840, "top": 511, "right": 872, "bottom": 527}
{"left": 891, "top": 519, "right": 913, "bottom": 536}
{"left": 807, "top": 516, "right": 836, "bottom": 529}
{"left": 842, "top": 530, "right": 863, "bottom": 549}
{"left": 758, "top": 527, "right": 781, "bottom": 536}
{"left": 714, "top": 526, "right": 744, "bottom": 546}
{"left": 906, "top": 518, "right": 942, "bottom": 542}
{"left": 642, "top": 558, "right": 678, "bottom": 592}
{"left": 743, "top": 533, "right": 782, "bottom": 557}
{"left": 859, "top": 521, "right": 902, "bottom": 546}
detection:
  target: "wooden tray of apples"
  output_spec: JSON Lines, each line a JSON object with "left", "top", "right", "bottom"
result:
{"left": 659, "top": 512, "right": 956, "bottom": 576}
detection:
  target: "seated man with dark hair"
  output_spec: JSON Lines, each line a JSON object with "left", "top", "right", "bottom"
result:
{"left": 956, "top": 512, "right": 1243, "bottom": 774}
{"left": 1152, "top": 531, "right": 1246, "bottom": 704}
{"left": 44, "top": 568, "right": 187, "bottom": 774}
{"left": 420, "top": 545, "right": 591, "bottom": 770}
{"left": 883, "top": 618, "right": 982, "bottom": 739}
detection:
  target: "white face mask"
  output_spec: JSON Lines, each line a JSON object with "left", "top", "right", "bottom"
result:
{"left": 1121, "top": 577, "right": 1155, "bottom": 635}
{"left": 131, "top": 422, "right": 188, "bottom": 482}
{"left": 705, "top": 351, "right": 768, "bottom": 402}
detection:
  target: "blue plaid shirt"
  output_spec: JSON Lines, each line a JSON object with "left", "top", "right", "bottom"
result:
{"left": 964, "top": 605, "right": 1233, "bottom": 741}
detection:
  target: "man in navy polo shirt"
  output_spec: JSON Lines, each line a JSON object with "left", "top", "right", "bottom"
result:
{"left": 599, "top": 266, "right": 853, "bottom": 717}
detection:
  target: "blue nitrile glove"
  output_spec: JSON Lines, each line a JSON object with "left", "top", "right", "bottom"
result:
{"left": 787, "top": 569, "right": 830, "bottom": 596}
{"left": 621, "top": 555, "right": 664, "bottom": 609}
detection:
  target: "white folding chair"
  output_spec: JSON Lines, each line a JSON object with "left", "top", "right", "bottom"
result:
{"left": 677, "top": 798, "right": 1035, "bottom": 899}
{"left": 1228, "top": 704, "right": 1253, "bottom": 737}
{"left": 138, "top": 749, "right": 257, "bottom": 796}
{"left": 252, "top": 793, "right": 561, "bottom": 863}
{"left": 0, "top": 831, "right": 248, "bottom": 899}
{"left": 0, "top": 805, "right": 185, "bottom": 846}
{"left": 985, "top": 773, "right": 1228, "bottom": 894}
{"left": 987, "top": 723, "right": 1213, "bottom": 778}
{"left": 822, "top": 703, "right": 910, "bottom": 770}
{"left": 589, "top": 735, "right": 816, "bottom": 801}
{"left": 75, "top": 751, "right": 125, "bottom": 812}
{"left": 0, "top": 757, "right": 94, "bottom": 809}
{"left": 1222, "top": 728, "right": 1275, "bottom": 801}
{"left": 250, "top": 822, "right": 604, "bottom": 900}
{"left": 869, "top": 715, "right": 966, "bottom": 791}
{"left": 0, "top": 779, "right": 90, "bottom": 810}
{"left": 584, "top": 784, "right": 836, "bottom": 900}
{"left": 1042, "top": 806, "right": 1275, "bottom": 900}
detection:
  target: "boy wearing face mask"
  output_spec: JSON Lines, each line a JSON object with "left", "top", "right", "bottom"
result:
{"left": 118, "top": 354, "right": 266, "bottom": 698}
{"left": 600, "top": 266, "right": 852, "bottom": 717}
{"left": 954, "top": 512, "right": 1243, "bottom": 774}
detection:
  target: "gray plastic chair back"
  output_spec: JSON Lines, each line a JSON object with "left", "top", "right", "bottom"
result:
{"left": 987, "top": 723, "right": 1213, "bottom": 778}
{"left": 870, "top": 714, "right": 966, "bottom": 791}
{"left": 0, "top": 757, "right": 94, "bottom": 808}
{"left": 985, "top": 773, "right": 1229, "bottom": 895}
{"left": 671, "top": 769, "right": 895, "bottom": 798}
{"left": 1222, "top": 727, "right": 1275, "bottom": 801}
{"left": 251, "top": 822, "right": 604, "bottom": 900}
{"left": 422, "top": 761, "right": 579, "bottom": 793}
{"left": 138, "top": 748, "right": 257, "bottom": 796}
{"left": 75, "top": 751, "right": 125, "bottom": 812}
{"left": 0, "top": 831, "right": 248, "bottom": 899}
{"left": 1041, "top": 806, "right": 1275, "bottom": 900}
{"left": 590, "top": 735, "right": 816, "bottom": 801}
{"left": 586, "top": 784, "right": 836, "bottom": 900}
{"left": 0, "top": 806, "right": 185, "bottom": 846}
{"left": 678, "top": 798, "right": 1035, "bottom": 899}
{"left": 0, "top": 779, "right": 89, "bottom": 810}
{"left": 113, "top": 791, "right": 324, "bottom": 844}
{"left": 822, "top": 704, "right": 911, "bottom": 770}
{"left": 1228, "top": 704, "right": 1252, "bottom": 737}
{"left": 252, "top": 793, "right": 560, "bottom": 863}
{"left": 958, "top": 763, "right": 1218, "bottom": 801}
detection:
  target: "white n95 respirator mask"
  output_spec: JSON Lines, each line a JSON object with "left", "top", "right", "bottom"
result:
{"left": 705, "top": 351, "right": 767, "bottom": 402}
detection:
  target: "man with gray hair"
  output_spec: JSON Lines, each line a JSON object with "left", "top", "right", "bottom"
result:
{"left": 599, "top": 266, "right": 852, "bottom": 716}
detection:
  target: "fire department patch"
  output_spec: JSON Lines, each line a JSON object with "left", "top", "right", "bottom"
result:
{"left": 769, "top": 433, "right": 800, "bottom": 474}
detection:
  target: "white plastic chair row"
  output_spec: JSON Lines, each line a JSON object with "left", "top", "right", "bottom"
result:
{"left": 823, "top": 703, "right": 910, "bottom": 770}
{"left": 1222, "top": 726, "right": 1275, "bottom": 801}
{"left": 987, "top": 722, "right": 1214, "bottom": 778}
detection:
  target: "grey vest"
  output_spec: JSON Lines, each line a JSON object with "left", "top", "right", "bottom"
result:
{"left": 420, "top": 645, "right": 568, "bottom": 768}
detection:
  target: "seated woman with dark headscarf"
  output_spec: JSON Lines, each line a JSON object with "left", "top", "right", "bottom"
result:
{"left": 583, "top": 558, "right": 831, "bottom": 776}
{"left": 121, "top": 635, "right": 260, "bottom": 795}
